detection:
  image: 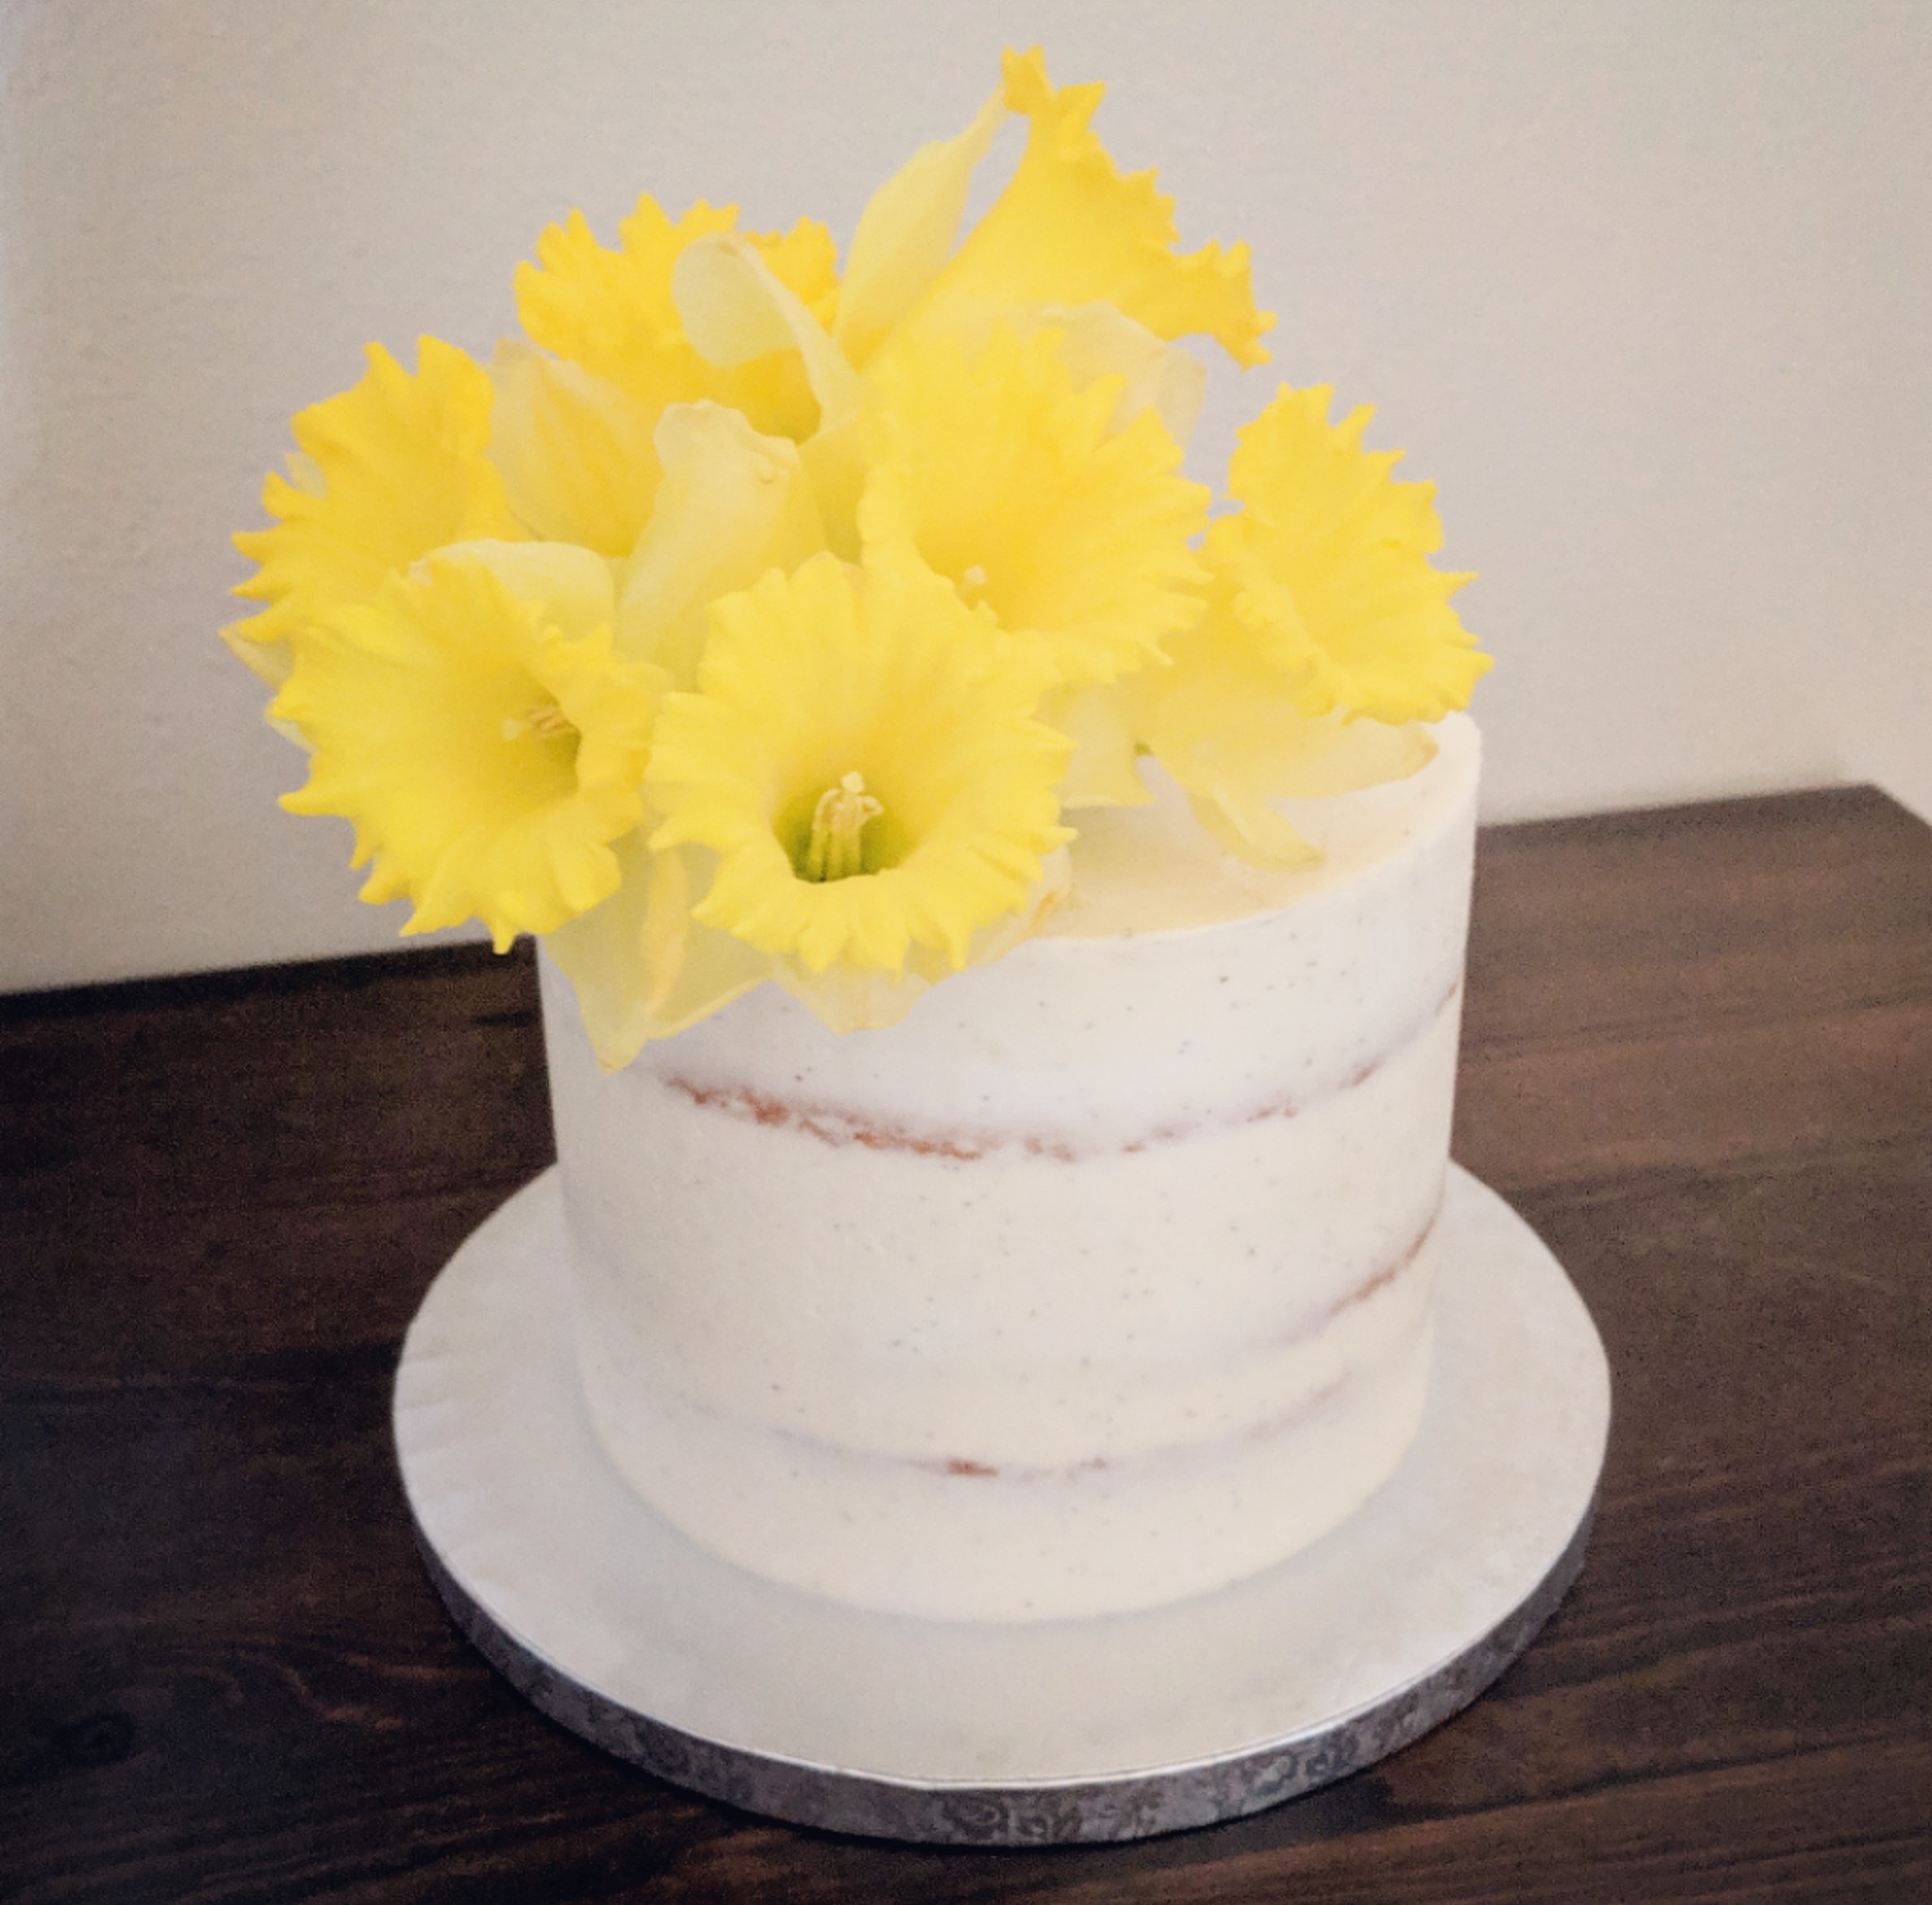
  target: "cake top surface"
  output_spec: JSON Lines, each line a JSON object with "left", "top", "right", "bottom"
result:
{"left": 1050, "top": 715, "right": 1479, "bottom": 941}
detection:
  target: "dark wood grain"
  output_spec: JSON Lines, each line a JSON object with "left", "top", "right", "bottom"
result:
{"left": 4, "top": 788, "right": 1928, "bottom": 1904}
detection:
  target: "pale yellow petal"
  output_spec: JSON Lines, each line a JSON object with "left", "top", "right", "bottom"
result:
{"left": 431, "top": 539, "right": 621, "bottom": 642}
{"left": 1016, "top": 303, "right": 1207, "bottom": 447}
{"left": 223, "top": 624, "right": 298, "bottom": 691}
{"left": 1182, "top": 777, "right": 1322, "bottom": 868}
{"left": 672, "top": 234, "right": 863, "bottom": 433}
{"left": 1046, "top": 683, "right": 1154, "bottom": 809}
{"left": 798, "top": 412, "right": 869, "bottom": 561}
{"left": 835, "top": 80, "right": 1008, "bottom": 369}
{"left": 771, "top": 959, "right": 935, "bottom": 1034}
{"left": 774, "top": 845, "right": 1072, "bottom": 1033}
{"left": 751, "top": 217, "right": 841, "bottom": 331}
{"left": 616, "top": 401, "right": 827, "bottom": 688}
{"left": 1124, "top": 618, "right": 1436, "bottom": 868}
{"left": 1259, "top": 715, "right": 1436, "bottom": 799}
{"left": 488, "top": 341, "right": 664, "bottom": 556}
{"left": 545, "top": 834, "right": 771, "bottom": 1068}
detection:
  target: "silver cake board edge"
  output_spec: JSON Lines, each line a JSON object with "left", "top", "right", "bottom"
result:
{"left": 411, "top": 1499, "right": 1594, "bottom": 1846}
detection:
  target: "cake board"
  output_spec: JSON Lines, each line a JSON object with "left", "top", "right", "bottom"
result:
{"left": 393, "top": 1164, "right": 1610, "bottom": 1845}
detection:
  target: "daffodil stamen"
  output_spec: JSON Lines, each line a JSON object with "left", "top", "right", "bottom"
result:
{"left": 501, "top": 701, "right": 576, "bottom": 743}
{"left": 804, "top": 771, "right": 883, "bottom": 881}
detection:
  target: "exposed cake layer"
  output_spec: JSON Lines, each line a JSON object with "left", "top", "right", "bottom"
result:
{"left": 563, "top": 994, "right": 1455, "bottom": 1464}
{"left": 542, "top": 715, "right": 1480, "bottom": 1621}
{"left": 587, "top": 1309, "right": 1435, "bottom": 1623}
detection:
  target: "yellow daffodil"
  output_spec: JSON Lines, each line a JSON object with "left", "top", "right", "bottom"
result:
{"left": 225, "top": 339, "right": 524, "bottom": 687}
{"left": 1125, "top": 386, "right": 1483, "bottom": 863}
{"left": 500, "top": 228, "right": 860, "bottom": 569}
{"left": 1209, "top": 385, "right": 1490, "bottom": 725}
{"left": 272, "top": 545, "right": 661, "bottom": 949}
{"left": 858, "top": 324, "right": 1209, "bottom": 688}
{"left": 228, "top": 51, "right": 1493, "bottom": 1059}
{"left": 906, "top": 48, "right": 1273, "bottom": 371}
{"left": 516, "top": 196, "right": 839, "bottom": 456}
{"left": 647, "top": 547, "right": 1073, "bottom": 980}
{"left": 487, "top": 342, "right": 665, "bottom": 558}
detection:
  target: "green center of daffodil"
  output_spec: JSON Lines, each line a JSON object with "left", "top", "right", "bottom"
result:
{"left": 800, "top": 770, "right": 882, "bottom": 882}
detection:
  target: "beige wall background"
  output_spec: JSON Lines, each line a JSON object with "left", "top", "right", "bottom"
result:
{"left": 2, "top": 0, "right": 1926, "bottom": 994}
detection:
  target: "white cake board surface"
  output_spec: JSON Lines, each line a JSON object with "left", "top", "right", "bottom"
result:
{"left": 393, "top": 1164, "right": 1609, "bottom": 1845}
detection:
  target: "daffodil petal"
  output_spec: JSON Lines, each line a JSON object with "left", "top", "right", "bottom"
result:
{"left": 916, "top": 49, "right": 1274, "bottom": 369}
{"left": 225, "top": 627, "right": 298, "bottom": 692}
{"left": 751, "top": 217, "right": 842, "bottom": 331}
{"left": 834, "top": 79, "right": 1007, "bottom": 369}
{"left": 1017, "top": 303, "right": 1207, "bottom": 447}
{"left": 429, "top": 538, "right": 622, "bottom": 642}
{"left": 1175, "top": 715, "right": 1439, "bottom": 868}
{"left": 488, "top": 341, "right": 665, "bottom": 555}
{"left": 617, "top": 401, "right": 826, "bottom": 688}
{"left": 1261, "top": 717, "right": 1437, "bottom": 800}
{"left": 1185, "top": 781, "right": 1320, "bottom": 868}
{"left": 545, "top": 834, "right": 772, "bottom": 1068}
{"left": 772, "top": 959, "right": 934, "bottom": 1034}
{"left": 771, "top": 843, "right": 1070, "bottom": 1033}
{"left": 225, "top": 338, "right": 524, "bottom": 671}
{"left": 1124, "top": 619, "right": 1436, "bottom": 868}
{"left": 1046, "top": 683, "right": 1155, "bottom": 809}
{"left": 672, "top": 233, "right": 862, "bottom": 432}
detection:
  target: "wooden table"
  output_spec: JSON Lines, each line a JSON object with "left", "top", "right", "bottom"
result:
{"left": 4, "top": 787, "right": 1928, "bottom": 1903}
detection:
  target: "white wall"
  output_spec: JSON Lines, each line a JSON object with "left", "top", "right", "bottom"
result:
{"left": 2, "top": 0, "right": 1926, "bottom": 994}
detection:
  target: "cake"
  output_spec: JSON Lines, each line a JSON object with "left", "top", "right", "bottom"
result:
{"left": 541, "top": 717, "right": 1477, "bottom": 1621}
{"left": 227, "top": 49, "right": 1491, "bottom": 1631}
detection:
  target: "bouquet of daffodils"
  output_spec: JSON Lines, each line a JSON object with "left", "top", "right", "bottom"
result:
{"left": 228, "top": 49, "right": 1487, "bottom": 1070}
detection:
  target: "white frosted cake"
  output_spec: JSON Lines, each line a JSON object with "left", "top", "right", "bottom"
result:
{"left": 541, "top": 715, "right": 1479, "bottom": 1622}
